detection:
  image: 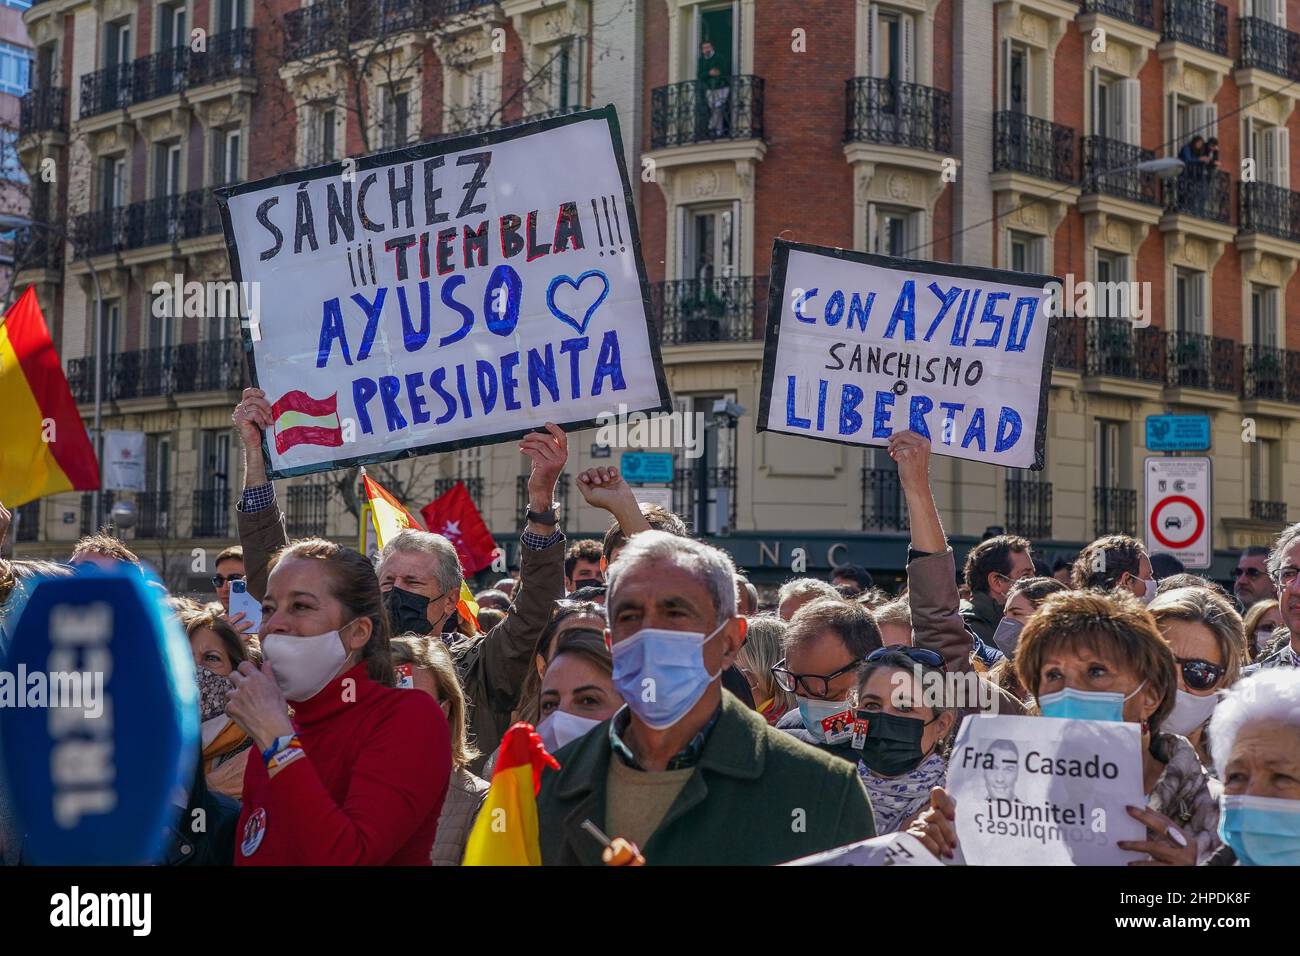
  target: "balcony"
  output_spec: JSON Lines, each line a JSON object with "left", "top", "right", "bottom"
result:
{"left": 72, "top": 190, "right": 223, "bottom": 258}
{"left": 67, "top": 339, "right": 245, "bottom": 404}
{"left": 1005, "top": 479, "right": 1052, "bottom": 540}
{"left": 1239, "top": 181, "right": 1300, "bottom": 243}
{"left": 1080, "top": 0, "right": 1154, "bottom": 30}
{"left": 285, "top": 0, "right": 433, "bottom": 61}
{"left": 1165, "top": 331, "right": 1239, "bottom": 393}
{"left": 1250, "top": 499, "right": 1287, "bottom": 523}
{"left": 350, "top": 0, "right": 435, "bottom": 40}
{"left": 192, "top": 489, "right": 231, "bottom": 539}
{"left": 1094, "top": 486, "right": 1137, "bottom": 537}
{"left": 433, "top": 477, "right": 485, "bottom": 507}
{"left": 286, "top": 484, "right": 332, "bottom": 538}
{"left": 862, "top": 467, "right": 909, "bottom": 532}
{"left": 1238, "top": 16, "right": 1300, "bottom": 80}
{"left": 520, "top": 104, "right": 587, "bottom": 124}
{"left": 1084, "top": 317, "right": 1164, "bottom": 381}
{"left": 673, "top": 467, "right": 738, "bottom": 534}
{"left": 1240, "top": 344, "right": 1289, "bottom": 401}
{"left": 14, "top": 501, "right": 39, "bottom": 542}
{"left": 651, "top": 276, "right": 768, "bottom": 346}
{"left": 649, "top": 76, "right": 764, "bottom": 149}
{"left": 1081, "top": 136, "right": 1160, "bottom": 205}
{"left": 1161, "top": 0, "right": 1227, "bottom": 57}
{"left": 843, "top": 77, "right": 951, "bottom": 154}
{"left": 80, "top": 492, "right": 116, "bottom": 537}
{"left": 189, "top": 28, "right": 257, "bottom": 89}
{"left": 1162, "top": 169, "right": 1231, "bottom": 223}
{"left": 135, "top": 491, "right": 171, "bottom": 540}
{"left": 19, "top": 87, "right": 66, "bottom": 136}
{"left": 515, "top": 473, "right": 572, "bottom": 518}
{"left": 13, "top": 227, "right": 63, "bottom": 273}
{"left": 992, "top": 111, "right": 1077, "bottom": 184}
{"left": 1053, "top": 315, "right": 1084, "bottom": 372}
{"left": 79, "top": 63, "right": 134, "bottom": 118}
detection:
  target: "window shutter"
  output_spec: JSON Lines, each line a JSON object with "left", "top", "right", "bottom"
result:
{"left": 1002, "top": 37, "right": 1012, "bottom": 111}
{"left": 868, "top": 201, "right": 879, "bottom": 252}
{"left": 1276, "top": 0, "right": 1287, "bottom": 29}
{"left": 869, "top": 3, "right": 880, "bottom": 79}
{"left": 1191, "top": 273, "right": 1206, "bottom": 333}
{"left": 1121, "top": 79, "right": 1141, "bottom": 146}
{"left": 901, "top": 14, "right": 915, "bottom": 83}
{"left": 1278, "top": 126, "right": 1291, "bottom": 189}
{"left": 1091, "top": 69, "right": 1101, "bottom": 135}
{"left": 1107, "top": 80, "right": 1124, "bottom": 141}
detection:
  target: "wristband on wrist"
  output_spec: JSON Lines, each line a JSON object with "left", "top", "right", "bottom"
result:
{"left": 262, "top": 734, "right": 302, "bottom": 769}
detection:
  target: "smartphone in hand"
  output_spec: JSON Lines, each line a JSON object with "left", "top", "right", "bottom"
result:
{"left": 229, "top": 579, "right": 263, "bottom": 634}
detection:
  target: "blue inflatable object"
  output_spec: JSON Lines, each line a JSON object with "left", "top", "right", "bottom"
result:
{"left": 0, "top": 564, "right": 197, "bottom": 865}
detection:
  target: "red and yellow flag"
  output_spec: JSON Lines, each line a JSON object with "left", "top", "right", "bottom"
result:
{"left": 462, "top": 723, "right": 560, "bottom": 866}
{"left": 0, "top": 287, "right": 99, "bottom": 506}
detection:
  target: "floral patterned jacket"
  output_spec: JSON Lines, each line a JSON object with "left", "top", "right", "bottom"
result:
{"left": 1147, "top": 732, "right": 1223, "bottom": 865}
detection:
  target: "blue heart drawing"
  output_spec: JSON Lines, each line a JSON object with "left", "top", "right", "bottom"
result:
{"left": 547, "top": 270, "right": 610, "bottom": 336}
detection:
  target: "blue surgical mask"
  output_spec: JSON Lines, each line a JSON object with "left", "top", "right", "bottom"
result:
{"left": 611, "top": 623, "right": 726, "bottom": 730}
{"left": 797, "top": 695, "right": 852, "bottom": 741}
{"left": 1218, "top": 795, "right": 1300, "bottom": 866}
{"left": 1038, "top": 681, "right": 1146, "bottom": 722}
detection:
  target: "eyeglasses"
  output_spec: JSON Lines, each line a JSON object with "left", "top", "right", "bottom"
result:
{"left": 1274, "top": 567, "right": 1300, "bottom": 588}
{"left": 865, "top": 646, "right": 946, "bottom": 669}
{"left": 1175, "top": 656, "right": 1225, "bottom": 691}
{"left": 1231, "top": 567, "right": 1266, "bottom": 580}
{"left": 771, "top": 657, "right": 862, "bottom": 698}
{"left": 211, "top": 572, "right": 244, "bottom": 588}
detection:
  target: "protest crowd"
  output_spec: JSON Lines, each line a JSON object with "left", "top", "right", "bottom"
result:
{"left": 1, "top": 386, "right": 1298, "bottom": 868}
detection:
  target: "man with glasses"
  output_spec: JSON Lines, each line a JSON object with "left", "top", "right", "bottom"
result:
{"left": 1232, "top": 545, "right": 1273, "bottom": 610}
{"left": 772, "top": 600, "right": 884, "bottom": 762}
{"left": 1252, "top": 525, "right": 1300, "bottom": 671}
{"left": 211, "top": 545, "right": 245, "bottom": 612}
{"left": 959, "top": 533, "right": 1035, "bottom": 664}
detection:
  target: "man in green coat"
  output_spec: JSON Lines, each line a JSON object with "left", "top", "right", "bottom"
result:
{"left": 536, "top": 530, "right": 875, "bottom": 865}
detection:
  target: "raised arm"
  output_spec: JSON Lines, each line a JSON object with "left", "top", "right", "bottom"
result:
{"left": 231, "top": 387, "right": 288, "bottom": 603}
{"left": 575, "top": 466, "right": 652, "bottom": 538}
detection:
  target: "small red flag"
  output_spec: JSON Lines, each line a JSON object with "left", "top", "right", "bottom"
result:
{"left": 421, "top": 481, "right": 497, "bottom": 575}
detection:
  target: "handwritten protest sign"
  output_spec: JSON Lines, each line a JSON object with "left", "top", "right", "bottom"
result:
{"left": 781, "top": 831, "right": 944, "bottom": 867}
{"left": 948, "top": 714, "right": 1146, "bottom": 865}
{"left": 758, "top": 241, "right": 1056, "bottom": 469}
{"left": 216, "top": 107, "right": 670, "bottom": 478}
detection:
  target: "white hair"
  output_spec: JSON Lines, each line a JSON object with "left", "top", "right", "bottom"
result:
{"left": 1208, "top": 668, "right": 1300, "bottom": 772}
{"left": 376, "top": 529, "right": 463, "bottom": 593}
{"left": 606, "top": 530, "right": 736, "bottom": 626}
{"left": 777, "top": 577, "right": 841, "bottom": 608}
{"left": 1268, "top": 521, "right": 1300, "bottom": 578}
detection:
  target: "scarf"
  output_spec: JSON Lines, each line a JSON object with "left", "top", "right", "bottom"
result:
{"left": 857, "top": 749, "right": 948, "bottom": 834}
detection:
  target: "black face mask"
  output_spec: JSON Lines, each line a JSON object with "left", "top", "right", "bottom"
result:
{"left": 384, "top": 586, "right": 433, "bottom": 636}
{"left": 853, "top": 710, "right": 934, "bottom": 777}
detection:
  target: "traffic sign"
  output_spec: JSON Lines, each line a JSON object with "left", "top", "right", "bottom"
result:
{"left": 1145, "top": 415, "right": 1211, "bottom": 452}
{"left": 621, "top": 451, "right": 676, "bottom": 484}
{"left": 1144, "top": 457, "right": 1212, "bottom": 569}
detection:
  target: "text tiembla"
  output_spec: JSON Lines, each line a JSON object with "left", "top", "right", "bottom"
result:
{"left": 50, "top": 887, "right": 151, "bottom": 936}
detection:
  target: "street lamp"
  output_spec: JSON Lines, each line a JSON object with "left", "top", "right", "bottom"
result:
{"left": 0, "top": 213, "right": 106, "bottom": 532}
{"left": 1132, "top": 157, "right": 1186, "bottom": 179}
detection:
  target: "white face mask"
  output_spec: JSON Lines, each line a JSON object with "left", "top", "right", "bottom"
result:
{"left": 536, "top": 709, "right": 602, "bottom": 753}
{"left": 262, "top": 621, "right": 356, "bottom": 702}
{"left": 1163, "top": 688, "right": 1220, "bottom": 736}
{"left": 1138, "top": 576, "right": 1157, "bottom": 605}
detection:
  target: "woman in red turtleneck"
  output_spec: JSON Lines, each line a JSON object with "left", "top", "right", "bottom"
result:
{"left": 226, "top": 538, "right": 451, "bottom": 865}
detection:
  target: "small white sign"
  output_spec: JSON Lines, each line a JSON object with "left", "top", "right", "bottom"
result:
{"left": 781, "top": 831, "right": 943, "bottom": 866}
{"left": 1144, "top": 456, "right": 1212, "bottom": 569}
{"left": 634, "top": 485, "right": 674, "bottom": 514}
{"left": 102, "top": 430, "right": 146, "bottom": 492}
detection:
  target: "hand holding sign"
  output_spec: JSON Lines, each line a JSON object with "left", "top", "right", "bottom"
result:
{"left": 888, "top": 429, "right": 931, "bottom": 491}
{"left": 1118, "top": 805, "right": 1197, "bottom": 866}
{"left": 232, "top": 386, "right": 275, "bottom": 448}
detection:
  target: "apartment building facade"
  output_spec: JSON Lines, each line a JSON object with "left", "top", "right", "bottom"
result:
{"left": 9, "top": 0, "right": 1300, "bottom": 590}
{"left": 0, "top": 0, "right": 35, "bottom": 294}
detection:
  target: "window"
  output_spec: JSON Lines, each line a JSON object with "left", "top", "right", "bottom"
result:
{"left": 538, "top": 37, "right": 583, "bottom": 114}
{"left": 216, "top": 0, "right": 246, "bottom": 32}
{"left": 1095, "top": 420, "right": 1123, "bottom": 489}
{"left": 380, "top": 85, "right": 410, "bottom": 148}
{"left": 1246, "top": 118, "right": 1290, "bottom": 187}
{"left": 1003, "top": 43, "right": 1028, "bottom": 113}
{"left": 1246, "top": 0, "right": 1286, "bottom": 26}
{"left": 148, "top": 291, "right": 174, "bottom": 349}
{"left": 36, "top": 43, "right": 55, "bottom": 89}
{"left": 1170, "top": 95, "right": 1217, "bottom": 145}
{"left": 692, "top": 4, "right": 735, "bottom": 80}
{"left": 1092, "top": 71, "right": 1141, "bottom": 144}
{"left": 1094, "top": 251, "right": 1129, "bottom": 318}
{"left": 0, "top": 41, "right": 32, "bottom": 95}
{"left": 212, "top": 127, "right": 242, "bottom": 185}
{"left": 680, "top": 204, "right": 736, "bottom": 281}
{"left": 304, "top": 103, "right": 337, "bottom": 164}
{"left": 146, "top": 434, "right": 172, "bottom": 508}
{"left": 3, "top": 1, "right": 33, "bottom": 11}
{"left": 99, "top": 299, "right": 123, "bottom": 355}
{"left": 153, "top": 140, "right": 181, "bottom": 198}
{"left": 1252, "top": 438, "right": 1279, "bottom": 504}
{"left": 99, "top": 155, "right": 127, "bottom": 211}
{"left": 199, "top": 430, "right": 231, "bottom": 494}
{"left": 0, "top": 128, "right": 27, "bottom": 183}
{"left": 1008, "top": 231, "right": 1043, "bottom": 273}
{"left": 1251, "top": 285, "right": 1279, "bottom": 347}
{"left": 158, "top": 2, "right": 188, "bottom": 50}
{"left": 869, "top": 5, "right": 915, "bottom": 84}
{"left": 105, "top": 20, "right": 132, "bottom": 69}
{"left": 1174, "top": 269, "right": 1205, "bottom": 334}
{"left": 870, "top": 205, "right": 915, "bottom": 257}
{"left": 455, "top": 62, "right": 499, "bottom": 131}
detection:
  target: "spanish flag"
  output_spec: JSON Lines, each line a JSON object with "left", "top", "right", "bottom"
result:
{"left": 462, "top": 723, "right": 560, "bottom": 866}
{"left": 361, "top": 470, "right": 479, "bottom": 630}
{"left": 0, "top": 287, "right": 99, "bottom": 507}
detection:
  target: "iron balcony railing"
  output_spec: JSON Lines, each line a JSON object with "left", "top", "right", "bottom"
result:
{"left": 1081, "top": 136, "right": 1160, "bottom": 205}
{"left": 1166, "top": 331, "right": 1240, "bottom": 393}
{"left": 1053, "top": 315, "right": 1084, "bottom": 372}
{"left": 1251, "top": 499, "right": 1288, "bottom": 523}
{"left": 67, "top": 338, "right": 245, "bottom": 404}
{"left": 515, "top": 473, "right": 572, "bottom": 518}
{"left": 286, "top": 0, "right": 437, "bottom": 60}
{"left": 80, "top": 30, "right": 255, "bottom": 118}
{"left": 862, "top": 467, "right": 909, "bottom": 532}
{"left": 286, "top": 484, "right": 332, "bottom": 538}
{"left": 1162, "top": 0, "right": 1228, "bottom": 56}
{"left": 1080, "top": 0, "right": 1154, "bottom": 30}
{"left": 1005, "top": 479, "right": 1052, "bottom": 540}
{"left": 72, "top": 189, "right": 223, "bottom": 257}
{"left": 189, "top": 28, "right": 256, "bottom": 87}
{"left": 440, "top": 0, "right": 497, "bottom": 13}
{"left": 1162, "top": 168, "right": 1231, "bottom": 223}
{"left": 1238, "top": 16, "right": 1300, "bottom": 79}
{"left": 673, "top": 467, "right": 738, "bottom": 534}
{"left": 1094, "top": 486, "right": 1137, "bottom": 537}
{"left": 79, "top": 63, "right": 134, "bottom": 118}
{"left": 284, "top": 0, "right": 347, "bottom": 59}
{"left": 14, "top": 501, "right": 39, "bottom": 542}
{"left": 650, "top": 75, "right": 764, "bottom": 149}
{"left": 1241, "top": 344, "right": 1287, "bottom": 401}
{"left": 1239, "top": 180, "right": 1300, "bottom": 243}
{"left": 844, "top": 77, "right": 951, "bottom": 153}
{"left": 651, "top": 276, "right": 768, "bottom": 346}
{"left": 19, "top": 86, "right": 66, "bottom": 136}
{"left": 81, "top": 491, "right": 116, "bottom": 537}
{"left": 993, "top": 111, "right": 1077, "bottom": 183}
{"left": 1084, "top": 317, "right": 1164, "bottom": 381}
{"left": 192, "top": 488, "right": 231, "bottom": 539}
{"left": 350, "top": 0, "right": 434, "bottom": 40}
{"left": 13, "top": 226, "right": 63, "bottom": 272}
{"left": 520, "top": 104, "right": 587, "bottom": 124}
{"left": 135, "top": 491, "right": 171, "bottom": 539}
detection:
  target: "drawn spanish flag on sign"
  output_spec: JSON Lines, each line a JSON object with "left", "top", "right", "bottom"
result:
{"left": 0, "top": 287, "right": 100, "bottom": 507}
{"left": 271, "top": 389, "right": 344, "bottom": 454}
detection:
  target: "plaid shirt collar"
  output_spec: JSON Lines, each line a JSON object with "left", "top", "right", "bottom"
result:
{"left": 608, "top": 702, "right": 722, "bottom": 771}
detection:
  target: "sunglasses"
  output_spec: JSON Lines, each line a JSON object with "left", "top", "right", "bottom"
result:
{"left": 211, "top": 572, "right": 244, "bottom": 587}
{"left": 865, "top": 646, "right": 946, "bottom": 669}
{"left": 1175, "top": 656, "right": 1225, "bottom": 691}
